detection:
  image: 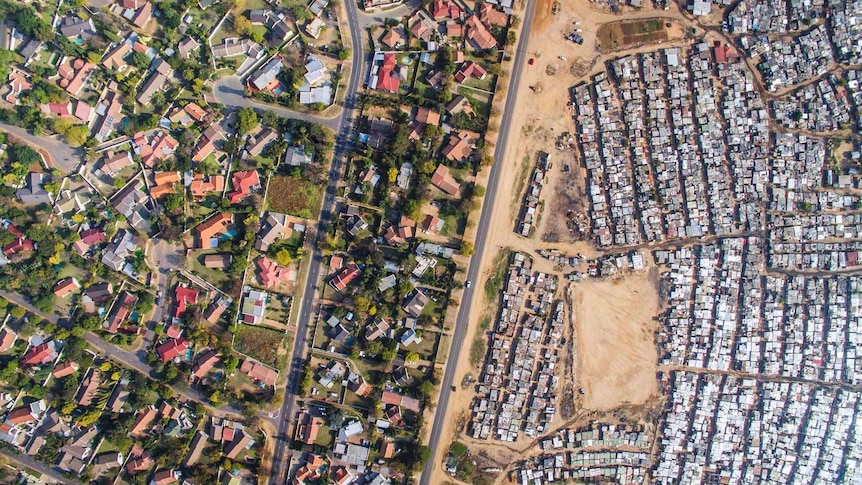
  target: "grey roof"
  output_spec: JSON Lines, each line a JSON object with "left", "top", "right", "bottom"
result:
{"left": 16, "top": 172, "right": 52, "bottom": 205}
{"left": 249, "top": 57, "right": 283, "bottom": 90}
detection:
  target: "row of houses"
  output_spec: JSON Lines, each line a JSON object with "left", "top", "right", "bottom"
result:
{"left": 469, "top": 253, "right": 562, "bottom": 442}
{"left": 516, "top": 152, "right": 549, "bottom": 237}
{"left": 572, "top": 43, "right": 775, "bottom": 248}
{"left": 653, "top": 371, "right": 861, "bottom": 484}
{"left": 656, "top": 236, "right": 862, "bottom": 385}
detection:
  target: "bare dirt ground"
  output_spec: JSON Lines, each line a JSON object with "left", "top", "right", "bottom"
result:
{"left": 570, "top": 269, "right": 660, "bottom": 411}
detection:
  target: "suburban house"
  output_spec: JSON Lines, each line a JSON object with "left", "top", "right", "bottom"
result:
{"left": 466, "top": 14, "right": 497, "bottom": 50}
{"left": 430, "top": 164, "right": 461, "bottom": 195}
{"left": 228, "top": 170, "right": 261, "bottom": 204}
{"left": 239, "top": 289, "right": 267, "bottom": 325}
{"left": 194, "top": 212, "right": 235, "bottom": 249}
{"left": 16, "top": 173, "right": 52, "bottom": 205}
{"left": 53, "top": 277, "right": 81, "bottom": 298}
{"left": 156, "top": 338, "right": 189, "bottom": 363}
{"left": 442, "top": 130, "right": 477, "bottom": 162}
{"left": 330, "top": 262, "right": 361, "bottom": 291}
{"left": 190, "top": 174, "right": 226, "bottom": 199}
{"left": 403, "top": 289, "right": 429, "bottom": 317}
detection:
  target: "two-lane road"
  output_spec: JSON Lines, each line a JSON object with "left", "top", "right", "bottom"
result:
{"left": 268, "top": 0, "right": 368, "bottom": 482}
{"left": 419, "top": 1, "right": 539, "bottom": 483}
{"left": 212, "top": 76, "right": 342, "bottom": 131}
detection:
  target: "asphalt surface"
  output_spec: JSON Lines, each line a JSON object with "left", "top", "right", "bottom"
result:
{"left": 0, "top": 123, "right": 82, "bottom": 174}
{"left": 418, "top": 1, "right": 539, "bottom": 482}
{"left": 268, "top": 0, "right": 367, "bottom": 482}
{"left": 212, "top": 76, "right": 342, "bottom": 131}
{"left": 0, "top": 449, "right": 85, "bottom": 485}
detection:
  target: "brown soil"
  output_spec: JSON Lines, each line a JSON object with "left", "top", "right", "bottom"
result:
{"left": 570, "top": 269, "right": 660, "bottom": 411}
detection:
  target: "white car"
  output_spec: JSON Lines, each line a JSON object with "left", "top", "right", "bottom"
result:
{"left": 466, "top": 280, "right": 472, "bottom": 288}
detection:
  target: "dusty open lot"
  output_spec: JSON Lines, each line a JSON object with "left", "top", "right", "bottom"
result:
{"left": 570, "top": 270, "right": 660, "bottom": 411}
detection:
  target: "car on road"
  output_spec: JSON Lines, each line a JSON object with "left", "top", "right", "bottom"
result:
{"left": 465, "top": 280, "right": 472, "bottom": 288}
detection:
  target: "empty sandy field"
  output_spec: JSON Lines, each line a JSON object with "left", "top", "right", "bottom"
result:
{"left": 570, "top": 271, "right": 660, "bottom": 411}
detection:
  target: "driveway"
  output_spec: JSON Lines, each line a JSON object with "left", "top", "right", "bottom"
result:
{"left": 212, "top": 76, "right": 342, "bottom": 130}
{"left": 0, "top": 123, "right": 82, "bottom": 174}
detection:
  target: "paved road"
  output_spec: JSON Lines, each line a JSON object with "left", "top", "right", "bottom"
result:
{"left": 0, "top": 448, "right": 85, "bottom": 485}
{"left": 212, "top": 76, "right": 342, "bottom": 130}
{"left": 418, "top": 1, "right": 539, "bottom": 483}
{"left": 0, "top": 123, "right": 82, "bottom": 174}
{"left": 268, "top": 0, "right": 367, "bottom": 482}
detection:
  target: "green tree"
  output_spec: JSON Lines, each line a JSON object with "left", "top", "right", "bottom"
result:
{"left": 275, "top": 249, "right": 292, "bottom": 266}
{"left": 261, "top": 110, "right": 279, "bottom": 128}
{"left": 164, "top": 192, "right": 183, "bottom": 213}
{"left": 64, "top": 125, "right": 90, "bottom": 147}
{"left": 354, "top": 295, "right": 370, "bottom": 313}
{"left": 233, "top": 15, "right": 251, "bottom": 36}
{"left": 9, "top": 306, "right": 25, "bottom": 319}
{"left": 130, "top": 51, "right": 151, "bottom": 70}
{"left": 461, "top": 240, "right": 474, "bottom": 256}
{"left": 236, "top": 107, "right": 258, "bottom": 135}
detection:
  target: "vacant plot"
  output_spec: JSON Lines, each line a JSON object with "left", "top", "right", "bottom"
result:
{"left": 596, "top": 18, "right": 682, "bottom": 53}
{"left": 570, "top": 269, "right": 659, "bottom": 411}
{"left": 233, "top": 324, "right": 284, "bottom": 368}
{"left": 267, "top": 175, "right": 323, "bottom": 219}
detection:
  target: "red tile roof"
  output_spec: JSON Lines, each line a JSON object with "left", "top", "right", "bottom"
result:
{"left": 52, "top": 360, "right": 79, "bottom": 379}
{"left": 21, "top": 342, "right": 54, "bottom": 366}
{"left": 240, "top": 359, "right": 278, "bottom": 386}
{"left": 376, "top": 53, "right": 400, "bottom": 93}
{"left": 190, "top": 174, "right": 225, "bottom": 199}
{"left": 53, "top": 277, "right": 80, "bottom": 298}
{"left": 256, "top": 256, "right": 293, "bottom": 288}
{"left": 430, "top": 164, "right": 460, "bottom": 195}
{"left": 192, "top": 349, "right": 219, "bottom": 379}
{"left": 466, "top": 15, "right": 497, "bottom": 50}
{"left": 173, "top": 285, "right": 199, "bottom": 318}
{"left": 431, "top": 0, "right": 462, "bottom": 19}
{"left": 454, "top": 60, "right": 487, "bottom": 83}
{"left": 0, "top": 329, "right": 16, "bottom": 352}
{"left": 5, "top": 406, "right": 36, "bottom": 425}
{"left": 156, "top": 338, "right": 188, "bottom": 363}
{"left": 329, "top": 262, "right": 360, "bottom": 291}
{"left": 3, "top": 237, "right": 34, "bottom": 256}
{"left": 228, "top": 170, "right": 261, "bottom": 204}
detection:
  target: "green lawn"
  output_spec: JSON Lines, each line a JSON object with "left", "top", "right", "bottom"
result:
{"left": 187, "top": 250, "right": 234, "bottom": 292}
{"left": 404, "top": 330, "right": 437, "bottom": 361}
{"left": 314, "top": 423, "right": 333, "bottom": 447}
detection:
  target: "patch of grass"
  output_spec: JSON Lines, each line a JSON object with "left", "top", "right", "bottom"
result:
{"left": 233, "top": 324, "right": 285, "bottom": 368}
{"left": 267, "top": 175, "right": 323, "bottom": 219}
{"left": 484, "top": 250, "right": 511, "bottom": 303}
{"left": 315, "top": 423, "right": 332, "bottom": 447}
{"left": 471, "top": 250, "right": 511, "bottom": 367}
{"left": 469, "top": 314, "right": 491, "bottom": 367}
{"left": 187, "top": 250, "right": 234, "bottom": 292}
{"left": 511, "top": 153, "right": 533, "bottom": 207}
